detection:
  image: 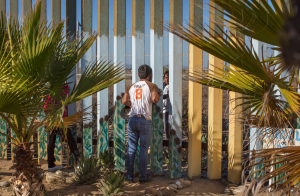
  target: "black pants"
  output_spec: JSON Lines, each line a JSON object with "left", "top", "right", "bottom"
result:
{"left": 163, "top": 112, "right": 169, "bottom": 139}
{"left": 47, "top": 127, "right": 80, "bottom": 168}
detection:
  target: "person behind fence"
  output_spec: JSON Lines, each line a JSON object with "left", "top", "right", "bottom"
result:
{"left": 122, "top": 64, "right": 162, "bottom": 183}
{"left": 44, "top": 84, "right": 80, "bottom": 172}
{"left": 163, "top": 70, "right": 170, "bottom": 140}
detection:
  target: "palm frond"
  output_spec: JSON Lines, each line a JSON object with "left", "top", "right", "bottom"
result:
{"left": 63, "top": 60, "right": 125, "bottom": 106}
{"left": 165, "top": 21, "right": 272, "bottom": 81}
{"left": 0, "top": 1, "right": 125, "bottom": 143}
{"left": 189, "top": 61, "right": 297, "bottom": 129}
{"left": 208, "top": 0, "right": 291, "bottom": 46}
{"left": 243, "top": 146, "right": 300, "bottom": 195}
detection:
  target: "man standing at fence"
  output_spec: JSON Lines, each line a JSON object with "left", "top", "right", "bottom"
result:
{"left": 122, "top": 64, "right": 161, "bottom": 183}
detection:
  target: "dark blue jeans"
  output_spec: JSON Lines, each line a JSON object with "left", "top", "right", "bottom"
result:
{"left": 126, "top": 116, "right": 152, "bottom": 181}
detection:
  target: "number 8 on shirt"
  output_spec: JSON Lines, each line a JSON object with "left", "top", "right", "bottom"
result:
{"left": 136, "top": 89, "right": 143, "bottom": 99}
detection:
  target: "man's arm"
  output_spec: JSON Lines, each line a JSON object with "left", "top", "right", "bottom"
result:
{"left": 122, "top": 93, "right": 131, "bottom": 107}
{"left": 151, "top": 91, "right": 160, "bottom": 103}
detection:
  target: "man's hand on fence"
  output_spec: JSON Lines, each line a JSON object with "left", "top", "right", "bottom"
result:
{"left": 158, "top": 88, "right": 163, "bottom": 97}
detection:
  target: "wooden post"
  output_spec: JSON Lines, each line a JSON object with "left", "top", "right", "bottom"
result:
{"left": 207, "top": 2, "right": 223, "bottom": 180}
{"left": 188, "top": 0, "right": 203, "bottom": 179}
{"left": 169, "top": 0, "right": 182, "bottom": 179}
{"left": 97, "top": 0, "right": 109, "bottom": 156}
{"left": 9, "top": 0, "right": 18, "bottom": 21}
{"left": 113, "top": 0, "right": 126, "bottom": 172}
{"left": 22, "top": 0, "right": 32, "bottom": 20}
{"left": 150, "top": 0, "right": 164, "bottom": 176}
{"left": 0, "top": 0, "right": 5, "bottom": 15}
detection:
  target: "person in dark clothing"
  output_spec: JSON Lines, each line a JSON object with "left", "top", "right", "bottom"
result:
{"left": 44, "top": 85, "right": 80, "bottom": 172}
{"left": 47, "top": 127, "right": 80, "bottom": 171}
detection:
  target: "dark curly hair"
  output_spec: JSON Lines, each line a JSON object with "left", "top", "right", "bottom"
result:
{"left": 138, "top": 64, "right": 152, "bottom": 79}
{"left": 164, "top": 70, "right": 169, "bottom": 78}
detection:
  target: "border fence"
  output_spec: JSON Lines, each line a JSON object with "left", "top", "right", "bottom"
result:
{"left": 0, "top": 0, "right": 258, "bottom": 182}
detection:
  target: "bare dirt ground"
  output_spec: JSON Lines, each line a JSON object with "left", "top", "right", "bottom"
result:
{"left": 0, "top": 159, "right": 226, "bottom": 196}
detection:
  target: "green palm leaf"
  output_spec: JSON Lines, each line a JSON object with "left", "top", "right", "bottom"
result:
{"left": 208, "top": 0, "right": 292, "bottom": 46}
{"left": 0, "top": 1, "right": 125, "bottom": 143}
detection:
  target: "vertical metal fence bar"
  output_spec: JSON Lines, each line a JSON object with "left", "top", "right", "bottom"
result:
{"left": 9, "top": 0, "right": 18, "bottom": 21}
{"left": 0, "top": 0, "right": 5, "bottom": 15}
{"left": 51, "top": 0, "right": 63, "bottom": 165}
{"left": 132, "top": 0, "right": 145, "bottom": 176}
{"left": 22, "top": 0, "right": 32, "bottom": 20}
{"left": 66, "top": 0, "right": 77, "bottom": 166}
{"left": 8, "top": 0, "right": 18, "bottom": 162}
{"left": 168, "top": 0, "right": 182, "bottom": 179}
{"left": 83, "top": 125, "right": 93, "bottom": 158}
{"left": 37, "top": 0, "right": 47, "bottom": 25}
{"left": 207, "top": 2, "right": 223, "bottom": 180}
{"left": 113, "top": 0, "right": 126, "bottom": 172}
{"left": 37, "top": 0, "right": 47, "bottom": 164}
{"left": 250, "top": 29, "right": 268, "bottom": 180}
{"left": 66, "top": 0, "right": 77, "bottom": 117}
{"left": 38, "top": 112, "right": 47, "bottom": 164}
{"left": 113, "top": 0, "right": 126, "bottom": 101}
{"left": 132, "top": 0, "right": 144, "bottom": 83}
{"left": 0, "top": 117, "right": 7, "bottom": 159}
{"left": 149, "top": 0, "right": 163, "bottom": 176}
{"left": 228, "top": 26, "right": 245, "bottom": 184}
{"left": 188, "top": 0, "right": 203, "bottom": 179}
{"left": 51, "top": 0, "right": 61, "bottom": 27}
{"left": 97, "top": 0, "right": 109, "bottom": 156}
{"left": 81, "top": 0, "right": 93, "bottom": 158}
{"left": 0, "top": 0, "right": 6, "bottom": 160}
{"left": 250, "top": 39, "right": 267, "bottom": 152}
{"left": 81, "top": 0, "right": 93, "bottom": 118}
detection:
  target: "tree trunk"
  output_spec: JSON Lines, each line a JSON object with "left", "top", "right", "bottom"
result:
{"left": 10, "top": 142, "right": 45, "bottom": 196}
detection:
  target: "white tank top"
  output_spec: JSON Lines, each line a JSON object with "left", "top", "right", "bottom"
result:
{"left": 126, "top": 80, "right": 158, "bottom": 119}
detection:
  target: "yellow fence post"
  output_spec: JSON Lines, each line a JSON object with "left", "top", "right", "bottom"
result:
{"left": 188, "top": 0, "right": 203, "bottom": 179}
{"left": 207, "top": 2, "right": 223, "bottom": 180}
{"left": 228, "top": 23, "right": 245, "bottom": 183}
